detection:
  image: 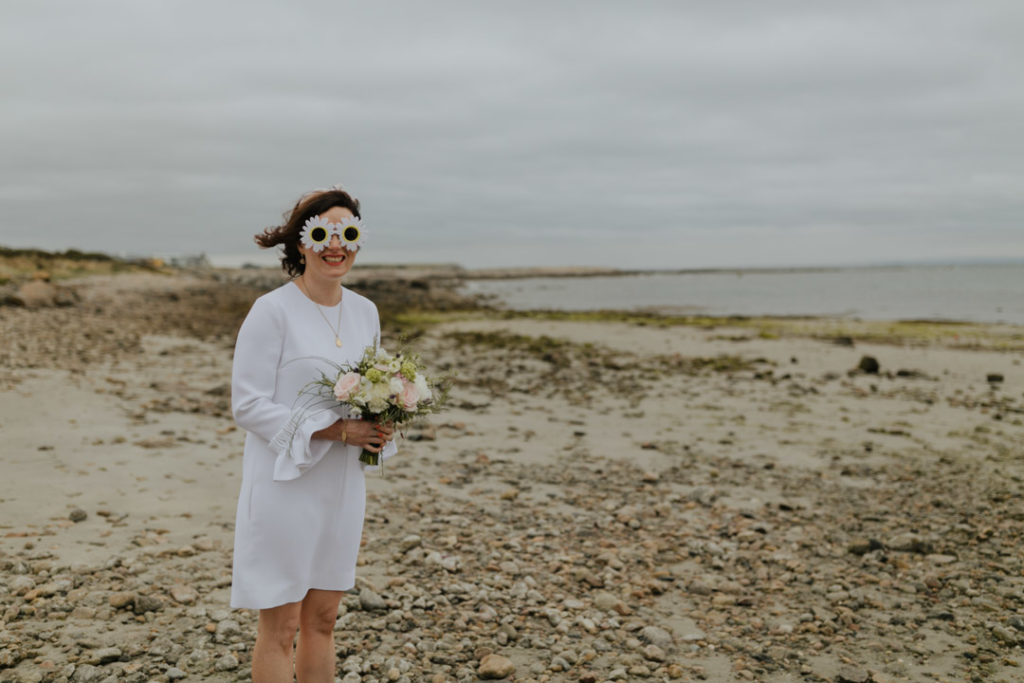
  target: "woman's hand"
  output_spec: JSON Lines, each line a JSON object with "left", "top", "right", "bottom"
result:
{"left": 313, "top": 419, "right": 395, "bottom": 453}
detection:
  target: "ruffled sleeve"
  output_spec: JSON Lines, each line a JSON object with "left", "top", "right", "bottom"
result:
{"left": 231, "top": 295, "right": 337, "bottom": 481}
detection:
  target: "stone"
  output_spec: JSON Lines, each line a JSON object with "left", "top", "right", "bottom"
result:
{"left": 477, "top": 653, "right": 515, "bottom": 679}
{"left": 168, "top": 583, "right": 199, "bottom": 604}
{"left": 991, "top": 624, "right": 1019, "bottom": 645}
{"left": 165, "top": 668, "right": 187, "bottom": 680}
{"left": 215, "top": 619, "right": 242, "bottom": 642}
{"left": 214, "top": 653, "right": 239, "bottom": 670}
{"left": 86, "top": 647, "right": 122, "bottom": 665}
{"left": 108, "top": 591, "right": 135, "bottom": 609}
{"left": 399, "top": 535, "right": 422, "bottom": 552}
{"left": 836, "top": 667, "right": 870, "bottom": 683}
{"left": 359, "top": 588, "right": 388, "bottom": 611}
{"left": 641, "top": 644, "right": 666, "bottom": 662}
{"left": 639, "top": 625, "right": 673, "bottom": 649}
{"left": 9, "top": 576, "right": 36, "bottom": 594}
{"left": 593, "top": 592, "right": 620, "bottom": 611}
{"left": 71, "top": 664, "right": 103, "bottom": 682}
{"left": 69, "top": 508, "right": 88, "bottom": 523}
{"left": 847, "top": 538, "right": 882, "bottom": 556}
{"left": 857, "top": 356, "right": 880, "bottom": 374}
{"left": 886, "top": 533, "right": 933, "bottom": 554}
{"left": 133, "top": 594, "right": 164, "bottom": 613}
{"left": 987, "top": 373, "right": 1004, "bottom": 384}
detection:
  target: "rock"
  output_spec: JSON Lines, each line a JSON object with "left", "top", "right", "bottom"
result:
{"left": 215, "top": 619, "right": 242, "bottom": 642}
{"left": 86, "top": 647, "right": 121, "bottom": 665}
{"left": 886, "top": 533, "right": 934, "bottom": 554}
{"left": 593, "top": 592, "right": 619, "bottom": 611}
{"left": 847, "top": 538, "right": 883, "bottom": 556}
{"left": 168, "top": 583, "right": 199, "bottom": 604}
{"left": 71, "top": 664, "right": 101, "bottom": 682}
{"left": 359, "top": 588, "right": 388, "bottom": 611}
{"left": 9, "top": 576, "right": 36, "bottom": 594}
{"left": 477, "top": 653, "right": 515, "bottom": 679}
{"left": 641, "top": 644, "right": 666, "bottom": 662}
{"left": 1009, "top": 615, "right": 1024, "bottom": 632}
{"left": 833, "top": 336, "right": 855, "bottom": 347}
{"left": 133, "top": 594, "right": 164, "bottom": 613}
{"left": 991, "top": 624, "right": 1019, "bottom": 645}
{"left": 857, "top": 356, "right": 880, "bottom": 374}
{"left": 836, "top": 666, "right": 870, "bottom": 682}
{"left": 987, "top": 373, "right": 1004, "bottom": 384}
{"left": 639, "top": 625, "right": 673, "bottom": 649}
{"left": 926, "top": 554, "right": 957, "bottom": 565}
{"left": 214, "top": 653, "right": 239, "bottom": 671}
{"left": 108, "top": 591, "right": 135, "bottom": 609}
{"left": 399, "top": 535, "right": 422, "bottom": 552}
{"left": 69, "top": 508, "right": 88, "bottom": 523}
{"left": 14, "top": 281, "right": 59, "bottom": 308}
{"left": 165, "top": 668, "right": 187, "bottom": 680}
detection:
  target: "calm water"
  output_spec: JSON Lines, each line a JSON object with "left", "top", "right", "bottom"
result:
{"left": 460, "top": 265, "right": 1024, "bottom": 324}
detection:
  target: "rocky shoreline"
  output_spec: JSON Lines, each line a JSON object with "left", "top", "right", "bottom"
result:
{"left": 2, "top": 270, "right": 1024, "bottom": 682}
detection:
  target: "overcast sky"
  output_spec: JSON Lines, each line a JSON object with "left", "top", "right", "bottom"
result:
{"left": 2, "top": 1, "right": 1022, "bottom": 269}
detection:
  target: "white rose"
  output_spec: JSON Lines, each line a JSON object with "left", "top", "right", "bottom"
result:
{"left": 414, "top": 374, "right": 432, "bottom": 402}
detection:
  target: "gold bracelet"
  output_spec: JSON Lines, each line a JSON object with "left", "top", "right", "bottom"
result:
{"left": 341, "top": 422, "right": 348, "bottom": 444}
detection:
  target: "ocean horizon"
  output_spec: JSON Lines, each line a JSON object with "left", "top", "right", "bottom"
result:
{"left": 457, "top": 263, "right": 1024, "bottom": 325}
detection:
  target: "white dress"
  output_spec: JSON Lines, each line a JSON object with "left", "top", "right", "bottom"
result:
{"left": 229, "top": 281, "right": 397, "bottom": 610}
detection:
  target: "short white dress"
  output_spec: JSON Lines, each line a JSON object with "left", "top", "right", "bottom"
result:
{"left": 229, "top": 281, "right": 396, "bottom": 610}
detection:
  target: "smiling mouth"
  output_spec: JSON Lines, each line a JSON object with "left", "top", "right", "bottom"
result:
{"left": 322, "top": 252, "right": 348, "bottom": 265}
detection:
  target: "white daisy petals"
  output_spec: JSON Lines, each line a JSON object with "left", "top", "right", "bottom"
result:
{"left": 299, "top": 215, "right": 366, "bottom": 253}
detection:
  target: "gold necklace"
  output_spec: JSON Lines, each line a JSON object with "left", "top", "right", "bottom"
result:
{"left": 298, "top": 278, "right": 344, "bottom": 347}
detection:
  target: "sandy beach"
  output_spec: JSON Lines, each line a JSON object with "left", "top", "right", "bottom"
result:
{"left": 2, "top": 268, "right": 1024, "bottom": 683}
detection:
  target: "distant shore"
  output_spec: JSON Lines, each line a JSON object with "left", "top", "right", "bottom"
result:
{"left": 5, "top": 244, "right": 1023, "bottom": 285}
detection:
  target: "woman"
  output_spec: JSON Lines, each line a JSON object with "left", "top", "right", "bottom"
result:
{"left": 230, "top": 186, "right": 396, "bottom": 682}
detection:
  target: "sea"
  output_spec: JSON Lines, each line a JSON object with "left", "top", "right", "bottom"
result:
{"left": 458, "top": 264, "right": 1024, "bottom": 325}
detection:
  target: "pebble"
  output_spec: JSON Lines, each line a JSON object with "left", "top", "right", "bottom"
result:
{"left": 592, "top": 592, "right": 620, "bottom": 611}
{"left": 359, "top": 587, "right": 388, "bottom": 611}
{"left": 214, "top": 653, "right": 239, "bottom": 670}
{"left": 108, "top": 591, "right": 135, "bottom": 609}
{"left": 168, "top": 583, "right": 199, "bottom": 604}
{"left": 85, "top": 647, "right": 121, "bottom": 664}
{"left": 477, "top": 653, "right": 515, "bottom": 679}
{"left": 639, "top": 625, "right": 673, "bottom": 649}
{"left": 69, "top": 508, "right": 88, "bottom": 522}
{"left": 836, "top": 666, "right": 871, "bottom": 683}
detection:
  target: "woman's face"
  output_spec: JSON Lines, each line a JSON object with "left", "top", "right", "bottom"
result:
{"left": 299, "top": 205, "right": 358, "bottom": 281}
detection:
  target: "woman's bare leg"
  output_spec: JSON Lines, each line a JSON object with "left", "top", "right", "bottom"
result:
{"left": 296, "top": 589, "right": 344, "bottom": 683}
{"left": 252, "top": 601, "right": 302, "bottom": 683}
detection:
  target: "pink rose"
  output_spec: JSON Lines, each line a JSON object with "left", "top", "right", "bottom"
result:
{"left": 333, "top": 372, "right": 361, "bottom": 401}
{"left": 399, "top": 379, "right": 419, "bottom": 411}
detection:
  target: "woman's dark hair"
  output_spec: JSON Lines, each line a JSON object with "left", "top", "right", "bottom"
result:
{"left": 255, "top": 187, "right": 362, "bottom": 277}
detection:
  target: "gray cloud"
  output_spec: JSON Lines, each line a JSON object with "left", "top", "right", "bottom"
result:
{"left": 1, "top": 1, "right": 1022, "bottom": 268}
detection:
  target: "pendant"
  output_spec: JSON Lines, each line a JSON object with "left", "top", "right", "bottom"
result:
{"left": 336, "top": 338, "right": 343, "bottom": 348}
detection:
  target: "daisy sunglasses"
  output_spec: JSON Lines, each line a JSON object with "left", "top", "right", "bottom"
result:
{"left": 300, "top": 215, "right": 365, "bottom": 252}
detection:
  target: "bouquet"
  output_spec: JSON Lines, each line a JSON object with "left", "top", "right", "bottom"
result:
{"left": 303, "top": 343, "right": 448, "bottom": 467}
